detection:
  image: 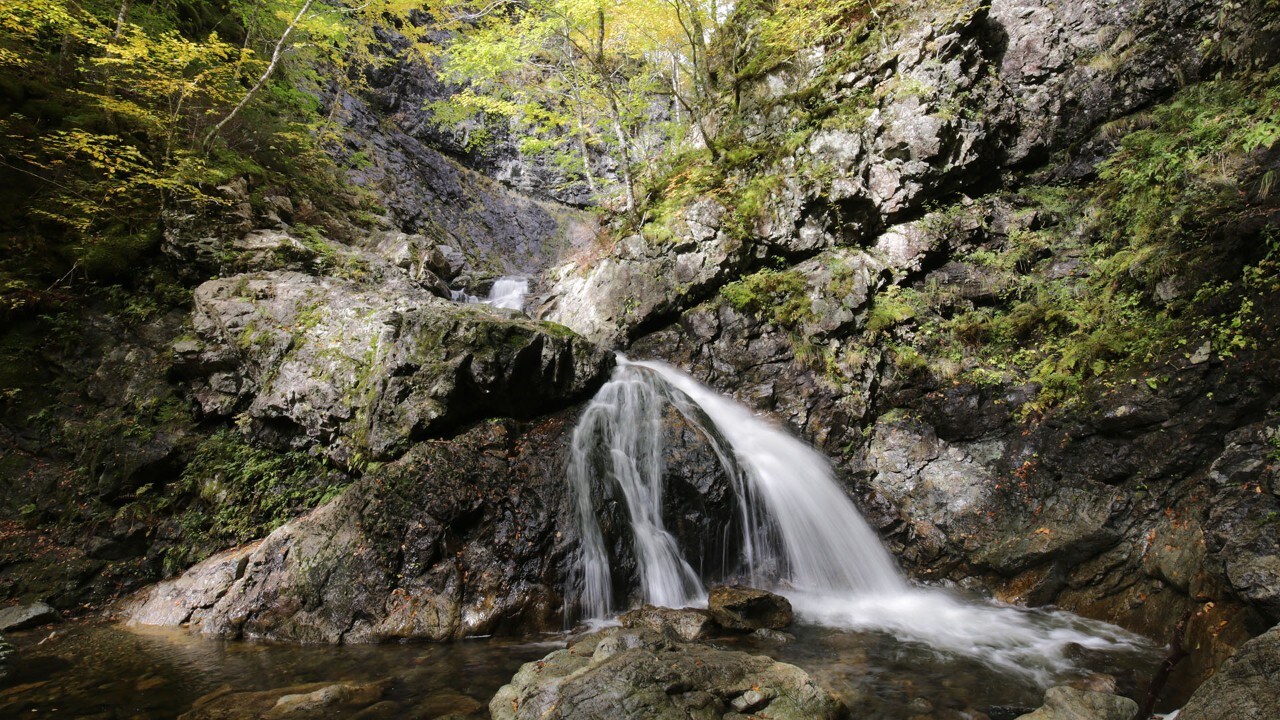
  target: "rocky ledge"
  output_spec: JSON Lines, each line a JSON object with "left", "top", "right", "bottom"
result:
{"left": 179, "top": 270, "right": 612, "bottom": 465}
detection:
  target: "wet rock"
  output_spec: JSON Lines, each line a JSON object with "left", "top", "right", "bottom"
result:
{"left": 1179, "top": 623, "right": 1280, "bottom": 720}
{"left": 181, "top": 271, "right": 612, "bottom": 464}
{"left": 707, "top": 585, "right": 794, "bottom": 631}
{"left": 126, "top": 412, "right": 581, "bottom": 643}
{"left": 489, "top": 627, "right": 843, "bottom": 720}
{"left": 1013, "top": 686, "right": 1137, "bottom": 720}
{"left": 619, "top": 605, "right": 717, "bottom": 642}
{"left": 179, "top": 678, "right": 391, "bottom": 720}
{"left": 0, "top": 602, "right": 60, "bottom": 632}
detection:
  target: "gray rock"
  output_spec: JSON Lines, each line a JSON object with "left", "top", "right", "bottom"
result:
{"left": 489, "top": 628, "right": 843, "bottom": 720}
{"left": 181, "top": 270, "right": 612, "bottom": 464}
{"left": 1014, "top": 686, "right": 1138, "bottom": 720}
{"left": 619, "top": 605, "right": 718, "bottom": 642}
{"left": 0, "top": 601, "right": 59, "bottom": 632}
{"left": 1179, "top": 623, "right": 1280, "bottom": 720}
{"left": 707, "top": 585, "right": 794, "bottom": 631}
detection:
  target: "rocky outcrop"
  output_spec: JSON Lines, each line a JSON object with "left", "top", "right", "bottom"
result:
{"left": 1013, "top": 686, "right": 1138, "bottom": 720}
{"left": 542, "top": 0, "right": 1244, "bottom": 346}
{"left": 489, "top": 627, "right": 843, "bottom": 720}
{"left": 1178, "top": 623, "right": 1280, "bottom": 720}
{"left": 180, "top": 270, "right": 611, "bottom": 464}
{"left": 125, "top": 412, "right": 582, "bottom": 642}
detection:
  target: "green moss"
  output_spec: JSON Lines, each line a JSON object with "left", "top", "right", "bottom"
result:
{"left": 720, "top": 268, "right": 813, "bottom": 329}
{"left": 865, "top": 285, "right": 921, "bottom": 336}
{"left": 167, "top": 429, "right": 346, "bottom": 573}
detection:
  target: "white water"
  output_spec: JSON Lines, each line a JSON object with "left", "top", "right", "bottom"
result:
{"left": 568, "top": 357, "right": 1153, "bottom": 684}
{"left": 452, "top": 276, "right": 529, "bottom": 311}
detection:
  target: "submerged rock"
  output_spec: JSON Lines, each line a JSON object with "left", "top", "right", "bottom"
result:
{"left": 1178, "top": 623, "right": 1280, "bottom": 720}
{"left": 1014, "top": 686, "right": 1138, "bottom": 720}
{"left": 179, "top": 678, "right": 392, "bottom": 720}
{"left": 489, "top": 627, "right": 843, "bottom": 720}
{"left": 0, "top": 601, "right": 60, "bottom": 632}
{"left": 707, "top": 585, "right": 794, "bottom": 631}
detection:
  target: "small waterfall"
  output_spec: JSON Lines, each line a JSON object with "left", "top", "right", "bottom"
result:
{"left": 452, "top": 276, "right": 529, "bottom": 311}
{"left": 569, "top": 358, "right": 904, "bottom": 619}
{"left": 567, "top": 357, "right": 1152, "bottom": 684}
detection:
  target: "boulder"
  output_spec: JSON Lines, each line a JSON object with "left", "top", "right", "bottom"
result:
{"left": 180, "top": 270, "right": 612, "bottom": 464}
{"left": 707, "top": 585, "right": 794, "bottom": 631}
{"left": 1013, "top": 686, "right": 1138, "bottom": 720}
{"left": 619, "top": 605, "right": 717, "bottom": 642}
{"left": 1178, "top": 623, "right": 1280, "bottom": 720}
{"left": 0, "top": 601, "right": 60, "bottom": 632}
{"left": 489, "top": 627, "right": 843, "bottom": 720}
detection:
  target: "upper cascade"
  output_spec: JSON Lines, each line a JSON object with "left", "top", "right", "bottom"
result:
{"left": 453, "top": 276, "right": 530, "bottom": 311}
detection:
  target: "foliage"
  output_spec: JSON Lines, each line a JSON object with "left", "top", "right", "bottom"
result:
{"left": 0, "top": 0, "right": 429, "bottom": 308}
{"left": 169, "top": 429, "right": 345, "bottom": 570}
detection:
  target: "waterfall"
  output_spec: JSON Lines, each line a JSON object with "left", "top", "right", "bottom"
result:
{"left": 569, "top": 357, "right": 904, "bottom": 619}
{"left": 567, "top": 357, "right": 1152, "bottom": 684}
{"left": 452, "top": 276, "right": 529, "bottom": 311}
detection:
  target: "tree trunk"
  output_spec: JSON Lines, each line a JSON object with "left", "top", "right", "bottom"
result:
{"left": 204, "top": 0, "right": 315, "bottom": 149}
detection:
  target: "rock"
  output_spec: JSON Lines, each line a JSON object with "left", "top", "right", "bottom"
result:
{"left": 1178, "top": 623, "right": 1280, "bottom": 720}
{"left": 707, "top": 585, "right": 794, "bottom": 631}
{"left": 1013, "top": 686, "right": 1138, "bottom": 720}
{"left": 489, "top": 627, "right": 843, "bottom": 720}
{"left": 181, "top": 270, "right": 612, "bottom": 464}
{"left": 179, "top": 679, "right": 391, "bottom": 720}
{"left": 619, "top": 605, "right": 718, "bottom": 642}
{"left": 125, "top": 412, "right": 581, "bottom": 643}
{"left": 0, "top": 602, "right": 60, "bottom": 632}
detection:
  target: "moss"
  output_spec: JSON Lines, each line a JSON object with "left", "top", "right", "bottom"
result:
{"left": 166, "top": 429, "right": 347, "bottom": 573}
{"left": 720, "top": 268, "right": 813, "bottom": 329}
{"left": 865, "top": 285, "right": 921, "bottom": 336}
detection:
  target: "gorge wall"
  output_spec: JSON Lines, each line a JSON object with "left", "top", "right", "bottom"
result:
{"left": 1, "top": 0, "right": 1278, "bottom": 711}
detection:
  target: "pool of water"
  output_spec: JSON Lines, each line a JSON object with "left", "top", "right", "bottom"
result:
{"left": 0, "top": 616, "right": 1161, "bottom": 719}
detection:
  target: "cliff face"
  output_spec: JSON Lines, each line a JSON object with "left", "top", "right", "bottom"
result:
{"left": 2, "top": 0, "right": 1278, "bottom": 708}
{"left": 539, "top": 0, "right": 1280, "bottom": 697}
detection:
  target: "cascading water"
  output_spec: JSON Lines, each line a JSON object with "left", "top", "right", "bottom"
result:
{"left": 453, "top": 276, "right": 530, "bottom": 310}
{"left": 568, "top": 357, "right": 1153, "bottom": 684}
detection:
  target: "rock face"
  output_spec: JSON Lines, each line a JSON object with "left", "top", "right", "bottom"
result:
{"left": 1013, "top": 687, "right": 1138, "bottom": 720}
{"left": 1178, "top": 623, "right": 1280, "bottom": 720}
{"left": 180, "top": 270, "right": 612, "bottom": 464}
{"left": 489, "top": 627, "right": 843, "bottom": 720}
{"left": 125, "top": 412, "right": 582, "bottom": 642}
{"left": 707, "top": 586, "right": 794, "bottom": 631}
